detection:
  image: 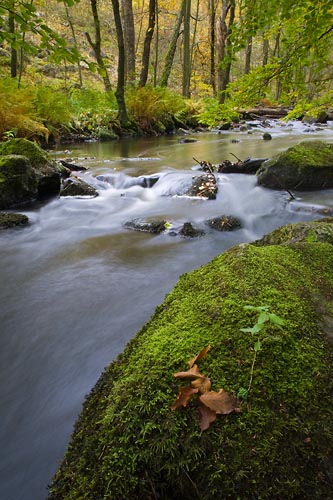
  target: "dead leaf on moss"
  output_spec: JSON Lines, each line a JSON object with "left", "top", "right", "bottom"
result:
{"left": 188, "top": 345, "right": 211, "bottom": 368}
{"left": 199, "top": 389, "right": 240, "bottom": 415}
{"left": 198, "top": 401, "right": 217, "bottom": 431}
{"left": 191, "top": 375, "right": 211, "bottom": 393}
{"left": 174, "top": 364, "right": 204, "bottom": 380}
{"left": 171, "top": 386, "right": 199, "bottom": 410}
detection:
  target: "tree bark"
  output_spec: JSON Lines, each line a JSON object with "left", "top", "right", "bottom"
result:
{"left": 8, "top": 4, "right": 17, "bottom": 78}
{"left": 159, "top": 0, "right": 185, "bottom": 87}
{"left": 262, "top": 37, "right": 269, "bottom": 67}
{"left": 121, "top": 0, "right": 135, "bottom": 83}
{"left": 244, "top": 35, "right": 252, "bottom": 74}
{"left": 111, "top": 0, "right": 129, "bottom": 126}
{"left": 85, "top": 0, "right": 112, "bottom": 93}
{"left": 209, "top": 0, "right": 217, "bottom": 95}
{"left": 139, "top": 0, "right": 156, "bottom": 87}
{"left": 64, "top": 1, "right": 83, "bottom": 87}
{"left": 217, "top": 0, "right": 235, "bottom": 104}
{"left": 182, "top": 0, "right": 191, "bottom": 97}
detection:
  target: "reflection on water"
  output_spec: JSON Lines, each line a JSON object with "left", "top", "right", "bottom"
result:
{"left": 1, "top": 122, "right": 333, "bottom": 500}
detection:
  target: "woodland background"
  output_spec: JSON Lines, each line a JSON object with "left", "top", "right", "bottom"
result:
{"left": 0, "top": 0, "right": 333, "bottom": 141}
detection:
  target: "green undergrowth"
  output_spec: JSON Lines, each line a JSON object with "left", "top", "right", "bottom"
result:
{"left": 49, "top": 222, "right": 333, "bottom": 500}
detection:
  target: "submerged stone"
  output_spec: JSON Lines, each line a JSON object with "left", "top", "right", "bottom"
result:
{"left": 0, "top": 212, "right": 29, "bottom": 229}
{"left": 205, "top": 214, "right": 242, "bottom": 231}
{"left": 124, "top": 217, "right": 167, "bottom": 234}
{"left": 179, "top": 221, "right": 205, "bottom": 238}
{"left": 49, "top": 219, "right": 333, "bottom": 500}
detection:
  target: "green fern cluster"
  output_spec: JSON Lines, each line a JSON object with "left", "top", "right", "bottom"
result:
{"left": 126, "top": 85, "right": 186, "bottom": 133}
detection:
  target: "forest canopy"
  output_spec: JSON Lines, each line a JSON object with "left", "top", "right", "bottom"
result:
{"left": 0, "top": 0, "right": 333, "bottom": 138}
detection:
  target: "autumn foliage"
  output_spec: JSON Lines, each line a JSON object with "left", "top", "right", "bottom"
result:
{"left": 171, "top": 346, "right": 240, "bottom": 430}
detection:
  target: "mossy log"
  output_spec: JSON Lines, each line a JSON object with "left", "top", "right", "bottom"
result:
{"left": 49, "top": 220, "right": 333, "bottom": 500}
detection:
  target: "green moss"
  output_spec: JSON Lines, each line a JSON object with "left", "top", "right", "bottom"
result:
{"left": 264, "top": 141, "right": 333, "bottom": 169}
{"left": 49, "top": 222, "right": 333, "bottom": 500}
{"left": 0, "top": 138, "right": 51, "bottom": 168}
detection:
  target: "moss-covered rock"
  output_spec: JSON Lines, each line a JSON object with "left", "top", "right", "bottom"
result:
{"left": 49, "top": 220, "right": 333, "bottom": 500}
{"left": 257, "top": 140, "right": 333, "bottom": 190}
{"left": 252, "top": 218, "right": 333, "bottom": 246}
{"left": 0, "top": 138, "right": 61, "bottom": 196}
{"left": 0, "top": 155, "right": 38, "bottom": 208}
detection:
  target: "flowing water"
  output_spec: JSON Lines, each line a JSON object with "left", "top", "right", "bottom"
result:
{"left": 1, "top": 121, "right": 333, "bottom": 500}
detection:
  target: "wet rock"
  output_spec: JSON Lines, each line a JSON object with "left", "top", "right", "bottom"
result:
{"left": 179, "top": 222, "right": 205, "bottom": 238}
{"left": 60, "top": 177, "right": 99, "bottom": 197}
{"left": 263, "top": 132, "right": 272, "bottom": 140}
{"left": 197, "top": 158, "right": 267, "bottom": 175}
{"left": 0, "top": 155, "right": 38, "bottom": 209}
{"left": 138, "top": 175, "right": 160, "bottom": 188}
{"left": 59, "top": 160, "right": 87, "bottom": 172}
{"left": 0, "top": 138, "right": 61, "bottom": 197}
{"left": 205, "top": 215, "right": 242, "bottom": 231}
{"left": 0, "top": 212, "right": 29, "bottom": 229}
{"left": 257, "top": 141, "right": 333, "bottom": 190}
{"left": 186, "top": 173, "right": 218, "bottom": 199}
{"left": 124, "top": 218, "right": 167, "bottom": 234}
{"left": 217, "top": 158, "right": 267, "bottom": 174}
{"left": 178, "top": 137, "right": 197, "bottom": 143}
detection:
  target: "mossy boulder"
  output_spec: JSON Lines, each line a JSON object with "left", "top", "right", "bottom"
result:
{"left": 257, "top": 140, "right": 333, "bottom": 190}
{"left": 49, "top": 220, "right": 333, "bottom": 500}
{"left": 0, "top": 155, "right": 38, "bottom": 208}
{"left": 0, "top": 138, "right": 61, "bottom": 197}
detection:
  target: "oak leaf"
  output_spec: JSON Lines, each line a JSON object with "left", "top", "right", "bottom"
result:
{"left": 198, "top": 401, "right": 217, "bottom": 431}
{"left": 188, "top": 345, "right": 211, "bottom": 368}
{"left": 174, "top": 364, "right": 203, "bottom": 380}
{"left": 191, "top": 375, "right": 211, "bottom": 393}
{"left": 199, "top": 389, "right": 240, "bottom": 415}
{"left": 171, "top": 386, "right": 199, "bottom": 410}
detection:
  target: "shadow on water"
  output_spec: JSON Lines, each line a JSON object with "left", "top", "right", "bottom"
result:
{"left": 1, "top": 122, "right": 333, "bottom": 500}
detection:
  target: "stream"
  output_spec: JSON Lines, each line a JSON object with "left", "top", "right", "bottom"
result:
{"left": 1, "top": 120, "right": 333, "bottom": 500}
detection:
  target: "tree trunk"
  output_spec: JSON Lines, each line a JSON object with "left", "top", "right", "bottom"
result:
{"left": 8, "top": 5, "right": 17, "bottom": 78}
{"left": 244, "top": 35, "right": 252, "bottom": 74}
{"left": 159, "top": 0, "right": 185, "bottom": 87}
{"left": 153, "top": 0, "right": 159, "bottom": 86}
{"left": 111, "top": 0, "right": 129, "bottom": 126}
{"left": 121, "top": 0, "right": 135, "bottom": 83}
{"left": 190, "top": 0, "right": 199, "bottom": 69}
{"left": 64, "top": 1, "right": 83, "bottom": 87}
{"left": 262, "top": 37, "right": 269, "bottom": 66}
{"left": 217, "top": 0, "right": 235, "bottom": 104}
{"left": 139, "top": 0, "right": 156, "bottom": 87}
{"left": 209, "top": 0, "right": 217, "bottom": 95}
{"left": 182, "top": 0, "right": 191, "bottom": 97}
{"left": 85, "top": 0, "right": 112, "bottom": 93}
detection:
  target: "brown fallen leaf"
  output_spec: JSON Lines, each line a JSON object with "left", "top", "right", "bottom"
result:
{"left": 198, "top": 401, "right": 217, "bottom": 431}
{"left": 199, "top": 389, "right": 240, "bottom": 415}
{"left": 171, "top": 386, "right": 199, "bottom": 410}
{"left": 188, "top": 345, "right": 211, "bottom": 368}
{"left": 191, "top": 375, "right": 211, "bottom": 393}
{"left": 174, "top": 364, "right": 204, "bottom": 380}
